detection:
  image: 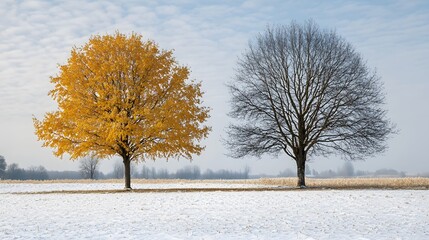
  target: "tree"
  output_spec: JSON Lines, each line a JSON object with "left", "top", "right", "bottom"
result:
{"left": 140, "top": 165, "right": 150, "bottom": 179}
{"left": 242, "top": 165, "right": 250, "bottom": 179}
{"left": 175, "top": 165, "right": 201, "bottom": 179}
{"left": 5, "top": 163, "right": 25, "bottom": 180}
{"left": 130, "top": 162, "right": 139, "bottom": 178}
{"left": 79, "top": 157, "right": 100, "bottom": 179}
{"left": 227, "top": 21, "right": 395, "bottom": 188}
{"left": 0, "top": 155, "right": 6, "bottom": 178}
{"left": 338, "top": 161, "right": 354, "bottom": 177}
{"left": 113, "top": 160, "right": 125, "bottom": 179}
{"left": 27, "top": 166, "right": 49, "bottom": 180}
{"left": 34, "top": 32, "right": 210, "bottom": 189}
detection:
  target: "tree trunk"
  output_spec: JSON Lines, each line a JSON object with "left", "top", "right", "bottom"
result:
{"left": 297, "top": 160, "right": 306, "bottom": 188}
{"left": 123, "top": 157, "right": 131, "bottom": 190}
{"left": 295, "top": 149, "right": 307, "bottom": 188}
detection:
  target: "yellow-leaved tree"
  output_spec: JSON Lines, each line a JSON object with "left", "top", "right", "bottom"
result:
{"left": 34, "top": 32, "right": 210, "bottom": 189}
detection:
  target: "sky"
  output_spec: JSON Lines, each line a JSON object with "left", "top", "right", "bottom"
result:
{"left": 1, "top": 0, "right": 428, "bottom": 175}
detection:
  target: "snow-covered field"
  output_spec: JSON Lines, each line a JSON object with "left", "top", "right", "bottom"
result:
{"left": 1, "top": 183, "right": 428, "bottom": 239}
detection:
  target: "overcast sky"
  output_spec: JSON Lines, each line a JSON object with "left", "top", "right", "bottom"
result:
{"left": 1, "top": 0, "right": 428, "bottom": 175}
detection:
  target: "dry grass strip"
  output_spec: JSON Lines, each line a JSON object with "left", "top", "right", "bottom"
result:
{"left": 257, "top": 177, "right": 429, "bottom": 189}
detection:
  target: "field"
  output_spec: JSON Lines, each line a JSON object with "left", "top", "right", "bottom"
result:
{"left": 1, "top": 178, "right": 428, "bottom": 239}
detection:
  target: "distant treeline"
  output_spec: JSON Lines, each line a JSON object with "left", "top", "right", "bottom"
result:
{"left": 1, "top": 154, "right": 428, "bottom": 180}
{"left": 103, "top": 164, "right": 251, "bottom": 180}
{"left": 277, "top": 161, "right": 410, "bottom": 178}
{"left": 0, "top": 155, "right": 251, "bottom": 180}
{"left": 139, "top": 165, "right": 251, "bottom": 180}
{"left": 1, "top": 163, "right": 49, "bottom": 180}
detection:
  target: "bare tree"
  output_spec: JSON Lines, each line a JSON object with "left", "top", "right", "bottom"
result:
{"left": 0, "top": 155, "right": 6, "bottom": 178}
{"left": 27, "top": 166, "right": 49, "bottom": 180}
{"left": 243, "top": 165, "right": 251, "bottom": 179}
{"left": 113, "top": 160, "right": 124, "bottom": 179}
{"left": 130, "top": 162, "right": 139, "bottom": 178}
{"left": 79, "top": 157, "right": 100, "bottom": 179}
{"left": 5, "top": 163, "right": 25, "bottom": 180}
{"left": 227, "top": 21, "right": 395, "bottom": 187}
{"left": 338, "top": 161, "right": 355, "bottom": 177}
{"left": 141, "top": 165, "right": 151, "bottom": 179}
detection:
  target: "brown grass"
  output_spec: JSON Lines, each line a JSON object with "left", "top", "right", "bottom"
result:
{"left": 257, "top": 177, "right": 429, "bottom": 189}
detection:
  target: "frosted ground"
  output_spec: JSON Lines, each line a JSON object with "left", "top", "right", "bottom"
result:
{"left": 0, "top": 182, "right": 428, "bottom": 239}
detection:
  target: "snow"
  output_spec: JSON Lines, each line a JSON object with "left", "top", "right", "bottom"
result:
{"left": 0, "top": 183, "right": 428, "bottom": 239}
{"left": 0, "top": 182, "right": 269, "bottom": 194}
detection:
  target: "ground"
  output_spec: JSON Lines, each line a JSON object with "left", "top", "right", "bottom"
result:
{"left": 0, "top": 181, "right": 428, "bottom": 239}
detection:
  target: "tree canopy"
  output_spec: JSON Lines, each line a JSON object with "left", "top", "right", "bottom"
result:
{"left": 34, "top": 32, "right": 210, "bottom": 188}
